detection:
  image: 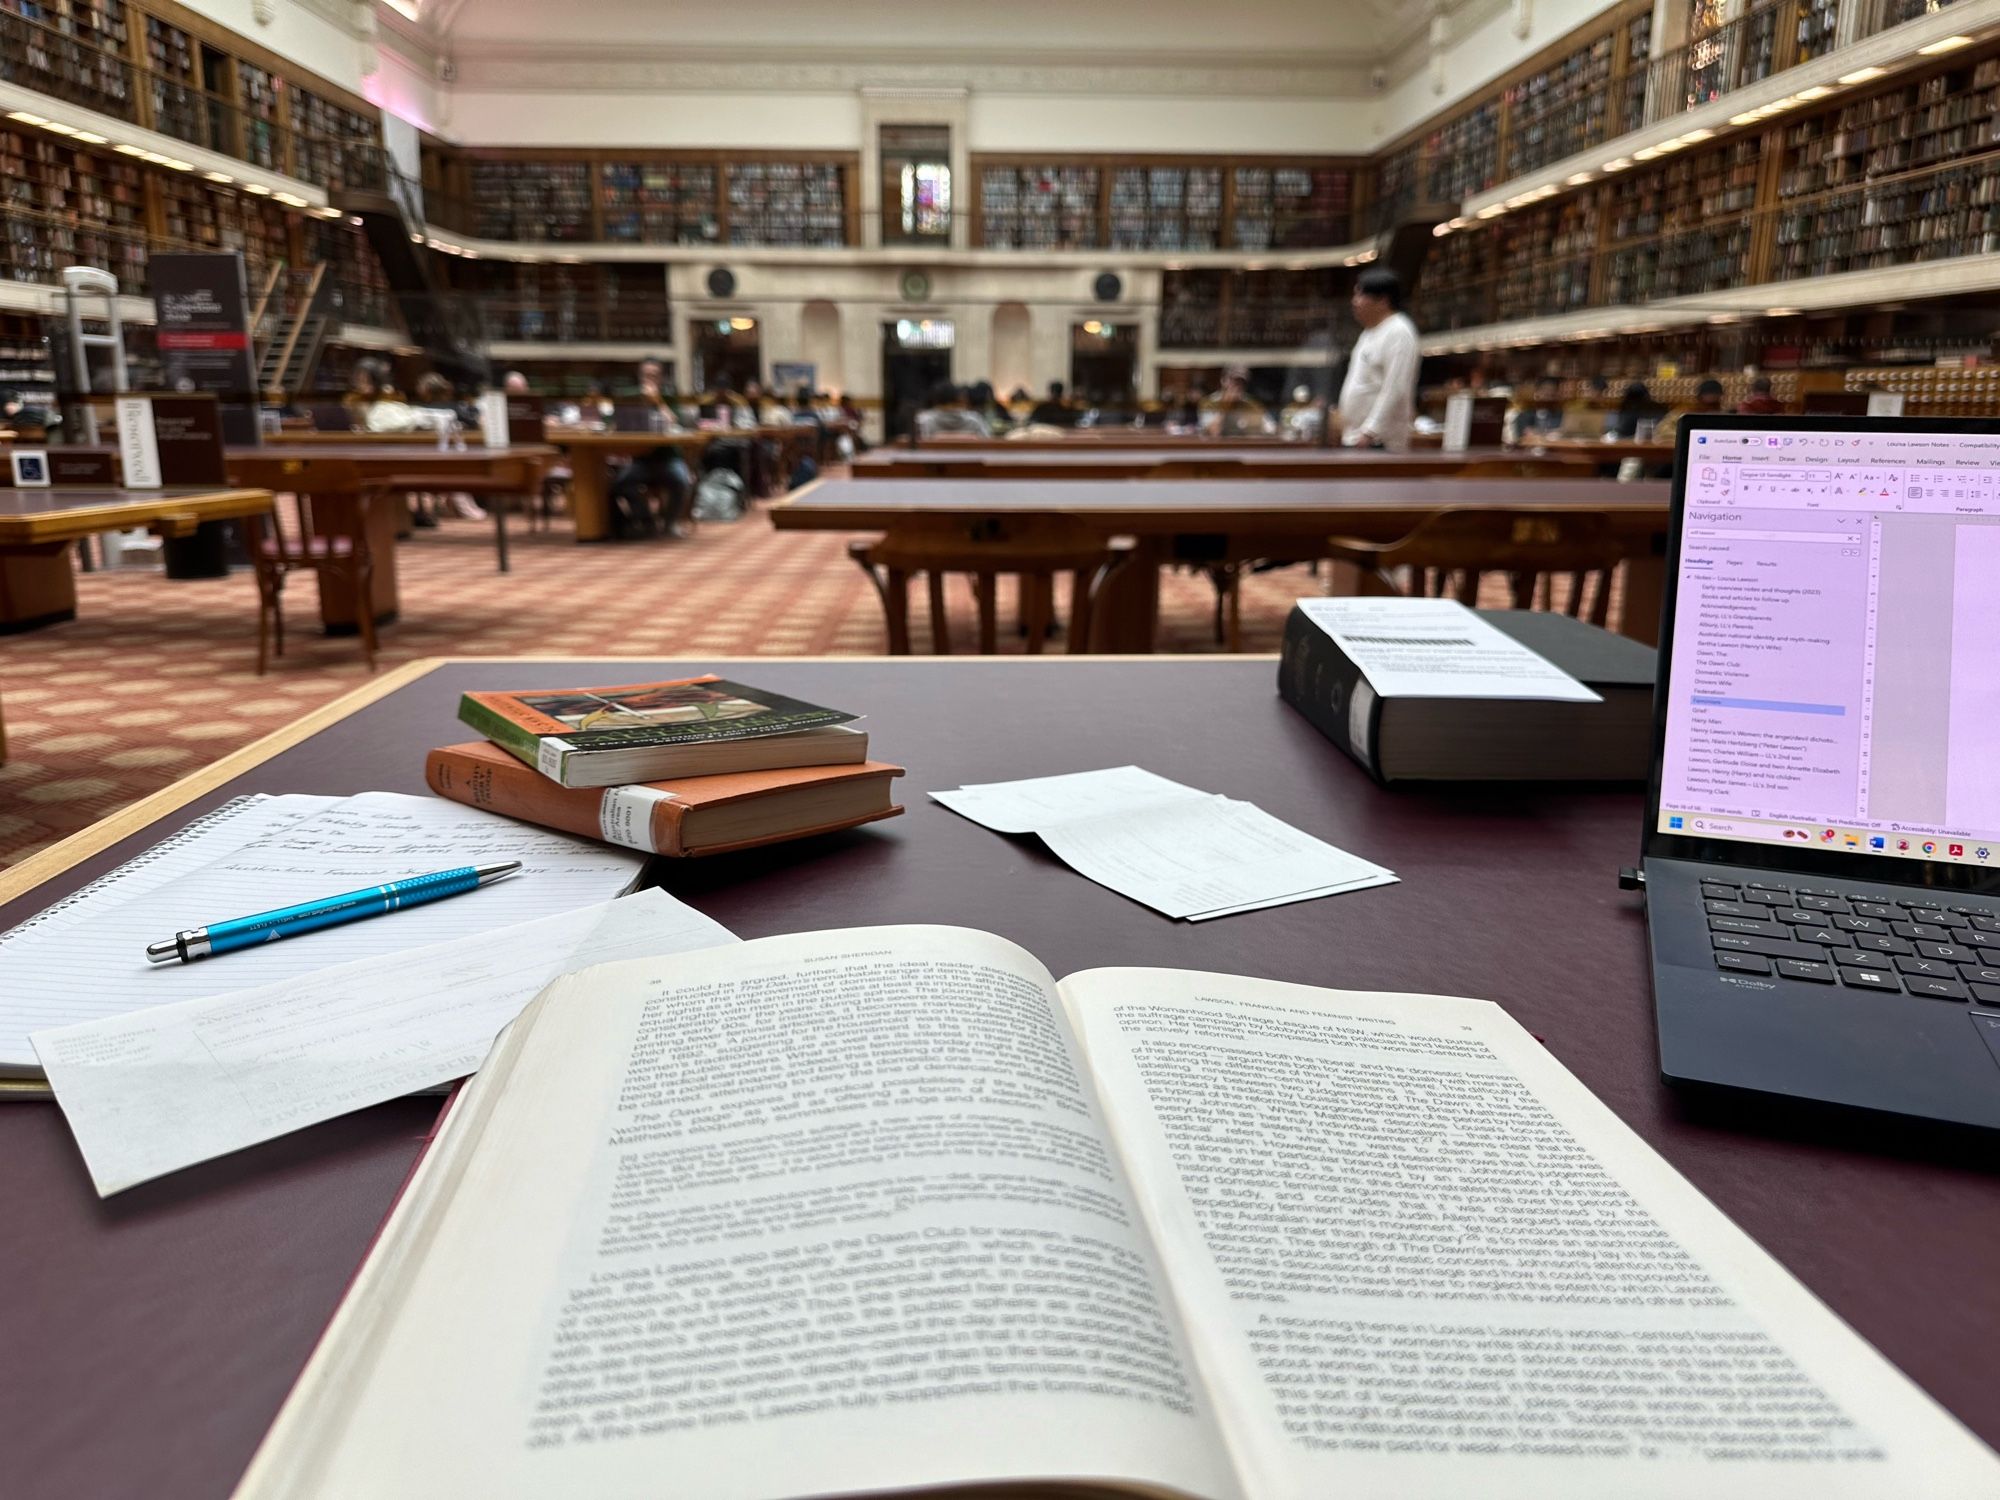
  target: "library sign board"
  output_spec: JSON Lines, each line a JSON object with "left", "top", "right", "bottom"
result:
{"left": 151, "top": 253, "right": 260, "bottom": 444}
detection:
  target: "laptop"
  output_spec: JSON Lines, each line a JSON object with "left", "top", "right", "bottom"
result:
{"left": 1644, "top": 415, "right": 2000, "bottom": 1128}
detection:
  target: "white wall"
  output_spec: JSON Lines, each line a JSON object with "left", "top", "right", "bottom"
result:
{"left": 441, "top": 88, "right": 1375, "bottom": 156}
{"left": 441, "top": 91, "right": 862, "bottom": 148}
{"left": 966, "top": 95, "right": 1374, "bottom": 154}
{"left": 1371, "top": 0, "right": 1624, "bottom": 147}
{"left": 178, "top": 0, "right": 374, "bottom": 95}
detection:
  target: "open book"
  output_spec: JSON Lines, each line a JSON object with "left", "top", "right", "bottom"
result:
{"left": 234, "top": 927, "right": 2000, "bottom": 1500}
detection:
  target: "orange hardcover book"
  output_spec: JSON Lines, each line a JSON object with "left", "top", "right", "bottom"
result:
{"left": 425, "top": 740, "right": 903, "bottom": 857}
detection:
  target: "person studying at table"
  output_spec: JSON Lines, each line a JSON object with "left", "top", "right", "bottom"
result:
{"left": 1335, "top": 268, "right": 1420, "bottom": 450}
{"left": 1197, "top": 366, "right": 1275, "bottom": 436}
{"left": 608, "top": 357, "right": 694, "bottom": 538}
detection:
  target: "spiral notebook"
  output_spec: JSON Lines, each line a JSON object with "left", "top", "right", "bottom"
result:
{"left": 0, "top": 791, "right": 646, "bottom": 1083}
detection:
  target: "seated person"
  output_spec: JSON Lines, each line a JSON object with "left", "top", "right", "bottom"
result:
{"left": 1559, "top": 376, "right": 1613, "bottom": 439}
{"left": 1508, "top": 375, "right": 1567, "bottom": 444}
{"left": 1199, "top": 366, "right": 1275, "bottom": 436}
{"left": 1656, "top": 378, "right": 1727, "bottom": 442}
{"left": 1027, "top": 381, "right": 1076, "bottom": 428}
{"left": 608, "top": 358, "right": 694, "bottom": 537}
{"left": 1737, "top": 375, "right": 1785, "bottom": 415}
{"left": 1606, "top": 381, "right": 1663, "bottom": 440}
{"left": 916, "top": 381, "right": 993, "bottom": 438}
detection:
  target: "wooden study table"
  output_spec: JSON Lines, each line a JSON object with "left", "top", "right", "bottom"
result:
{"left": 0, "top": 484, "right": 273, "bottom": 632}
{"left": 912, "top": 431, "right": 1299, "bottom": 450}
{"left": 1535, "top": 436, "right": 1679, "bottom": 465}
{"left": 225, "top": 444, "right": 558, "bottom": 629}
{"left": 773, "top": 476, "right": 1673, "bottom": 647}
{"left": 2, "top": 655, "right": 1995, "bottom": 1500}
{"left": 853, "top": 446, "right": 1596, "bottom": 481}
{"left": 548, "top": 424, "right": 820, "bottom": 542}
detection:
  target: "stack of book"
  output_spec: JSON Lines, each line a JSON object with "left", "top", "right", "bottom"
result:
{"left": 427, "top": 674, "right": 904, "bottom": 857}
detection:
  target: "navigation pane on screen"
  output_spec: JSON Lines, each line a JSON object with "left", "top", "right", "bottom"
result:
{"left": 1659, "top": 428, "right": 2000, "bottom": 871}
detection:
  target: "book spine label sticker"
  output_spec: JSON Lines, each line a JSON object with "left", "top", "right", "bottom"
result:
{"left": 599, "top": 786, "right": 672, "bottom": 853}
{"left": 1348, "top": 680, "right": 1375, "bottom": 770}
{"left": 537, "top": 737, "right": 572, "bottom": 781}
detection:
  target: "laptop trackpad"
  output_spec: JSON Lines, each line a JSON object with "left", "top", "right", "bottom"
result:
{"left": 1972, "top": 1012, "right": 2000, "bottom": 1075}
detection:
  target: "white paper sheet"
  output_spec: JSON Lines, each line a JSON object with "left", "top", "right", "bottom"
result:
{"left": 934, "top": 769, "right": 1395, "bottom": 920}
{"left": 1037, "top": 797, "right": 1397, "bottom": 919}
{"left": 0, "top": 791, "right": 642, "bottom": 1070}
{"left": 1296, "top": 596, "right": 1603, "bottom": 701}
{"left": 35, "top": 889, "right": 736, "bottom": 1195}
{"left": 931, "top": 766, "right": 1204, "bottom": 834}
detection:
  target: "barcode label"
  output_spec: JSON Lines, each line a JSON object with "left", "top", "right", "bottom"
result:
{"left": 1343, "top": 635, "right": 1477, "bottom": 646}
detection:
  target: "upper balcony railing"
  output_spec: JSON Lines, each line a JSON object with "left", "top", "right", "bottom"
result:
{"left": 1375, "top": 0, "right": 1971, "bottom": 232}
{"left": 0, "top": 6, "right": 383, "bottom": 189}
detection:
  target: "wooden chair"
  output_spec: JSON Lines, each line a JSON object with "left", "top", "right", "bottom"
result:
{"left": 246, "top": 460, "right": 385, "bottom": 674}
{"left": 1321, "top": 507, "right": 1633, "bottom": 626}
{"left": 374, "top": 456, "right": 543, "bottom": 573}
{"left": 847, "top": 526, "right": 1136, "bottom": 655}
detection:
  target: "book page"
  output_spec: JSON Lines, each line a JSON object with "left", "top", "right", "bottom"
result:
{"left": 1059, "top": 968, "right": 2000, "bottom": 1500}
{"left": 236, "top": 927, "right": 1239, "bottom": 1500}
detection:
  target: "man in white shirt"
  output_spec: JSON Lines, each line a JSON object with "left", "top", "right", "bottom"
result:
{"left": 1337, "top": 269, "right": 1421, "bottom": 451}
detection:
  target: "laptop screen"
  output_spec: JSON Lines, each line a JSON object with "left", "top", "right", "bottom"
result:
{"left": 1657, "top": 423, "right": 2000, "bottom": 873}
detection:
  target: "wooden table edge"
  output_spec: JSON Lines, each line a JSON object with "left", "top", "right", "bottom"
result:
{"left": 0, "top": 489, "right": 275, "bottom": 546}
{"left": 0, "top": 653, "right": 1274, "bottom": 911}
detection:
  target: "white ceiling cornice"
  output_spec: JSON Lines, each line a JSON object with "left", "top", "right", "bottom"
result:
{"left": 445, "top": 42, "right": 1377, "bottom": 97}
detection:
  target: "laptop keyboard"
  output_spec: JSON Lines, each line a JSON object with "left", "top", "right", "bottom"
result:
{"left": 1703, "top": 877, "right": 2000, "bottom": 1003}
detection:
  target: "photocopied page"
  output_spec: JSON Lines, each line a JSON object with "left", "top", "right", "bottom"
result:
{"left": 0, "top": 791, "right": 642, "bottom": 1070}
{"left": 234, "top": 926, "right": 1241, "bottom": 1500}
{"left": 934, "top": 769, "right": 1395, "bottom": 920}
{"left": 1296, "top": 596, "right": 1602, "bottom": 701}
{"left": 35, "top": 889, "right": 737, "bottom": 1196}
{"left": 1037, "top": 799, "right": 1396, "bottom": 921}
{"left": 1059, "top": 968, "right": 2000, "bottom": 1500}
{"left": 931, "top": 765, "right": 1206, "bottom": 834}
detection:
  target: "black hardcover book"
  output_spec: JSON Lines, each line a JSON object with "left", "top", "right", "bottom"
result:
{"left": 1278, "top": 606, "right": 1656, "bottom": 784}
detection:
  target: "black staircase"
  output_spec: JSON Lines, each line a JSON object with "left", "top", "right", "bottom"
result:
{"left": 330, "top": 151, "right": 489, "bottom": 386}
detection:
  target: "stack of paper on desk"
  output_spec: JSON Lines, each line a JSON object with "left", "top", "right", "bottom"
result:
{"left": 0, "top": 790, "right": 648, "bottom": 1077}
{"left": 933, "top": 766, "right": 1395, "bottom": 919}
{"left": 35, "top": 889, "right": 737, "bottom": 1196}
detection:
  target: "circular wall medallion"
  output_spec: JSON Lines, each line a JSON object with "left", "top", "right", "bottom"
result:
{"left": 900, "top": 269, "right": 932, "bottom": 301}
{"left": 706, "top": 267, "right": 737, "bottom": 298}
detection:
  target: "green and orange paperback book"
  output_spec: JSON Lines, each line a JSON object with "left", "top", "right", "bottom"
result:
{"left": 458, "top": 674, "right": 866, "bottom": 788}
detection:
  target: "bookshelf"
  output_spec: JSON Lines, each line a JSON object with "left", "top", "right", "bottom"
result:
{"left": 1845, "top": 364, "right": 2000, "bottom": 413}
{"left": 470, "top": 158, "right": 594, "bottom": 242}
{"left": 1415, "top": 227, "right": 1496, "bottom": 331}
{"left": 305, "top": 217, "right": 392, "bottom": 328}
{"left": 1159, "top": 268, "right": 1341, "bottom": 348}
{"left": 1107, "top": 165, "right": 1223, "bottom": 250}
{"left": 0, "top": 0, "right": 131, "bottom": 115}
{"left": 1502, "top": 31, "right": 1615, "bottom": 181}
{"left": 141, "top": 12, "right": 201, "bottom": 144}
{"left": 0, "top": 124, "right": 148, "bottom": 292}
{"left": 600, "top": 162, "right": 717, "bottom": 244}
{"left": 1491, "top": 196, "right": 1600, "bottom": 321}
{"left": 236, "top": 59, "right": 282, "bottom": 170}
{"left": 1426, "top": 102, "right": 1503, "bottom": 205}
{"left": 973, "top": 156, "right": 1349, "bottom": 250}
{"left": 0, "top": 313, "right": 55, "bottom": 406}
{"left": 290, "top": 86, "right": 375, "bottom": 191}
{"left": 981, "top": 164, "right": 1102, "bottom": 250}
{"left": 726, "top": 160, "right": 846, "bottom": 247}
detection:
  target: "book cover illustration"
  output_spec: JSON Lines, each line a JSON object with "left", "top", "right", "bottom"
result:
{"left": 461, "top": 675, "right": 858, "bottom": 753}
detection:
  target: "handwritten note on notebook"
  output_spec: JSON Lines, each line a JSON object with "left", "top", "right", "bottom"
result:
{"left": 933, "top": 767, "right": 1395, "bottom": 919}
{"left": 0, "top": 791, "right": 642, "bottom": 1072}
{"left": 37, "top": 890, "right": 736, "bottom": 1196}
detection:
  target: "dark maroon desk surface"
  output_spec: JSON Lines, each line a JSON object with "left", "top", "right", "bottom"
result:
{"left": 853, "top": 446, "right": 1537, "bottom": 469}
{"left": 4, "top": 658, "right": 1995, "bottom": 1500}
{"left": 775, "top": 476, "right": 1671, "bottom": 532}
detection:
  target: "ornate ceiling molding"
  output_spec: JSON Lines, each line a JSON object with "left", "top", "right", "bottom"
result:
{"left": 446, "top": 44, "right": 1376, "bottom": 98}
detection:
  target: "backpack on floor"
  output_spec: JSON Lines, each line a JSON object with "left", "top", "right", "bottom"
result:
{"left": 788, "top": 455, "right": 818, "bottom": 490}
{"left": 691, "top": 467, "right": 747, "bottom": 522}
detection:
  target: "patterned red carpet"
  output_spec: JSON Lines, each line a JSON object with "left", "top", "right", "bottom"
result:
{"left": 0, "top": 505, "right": 1322, "bottom": 867}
